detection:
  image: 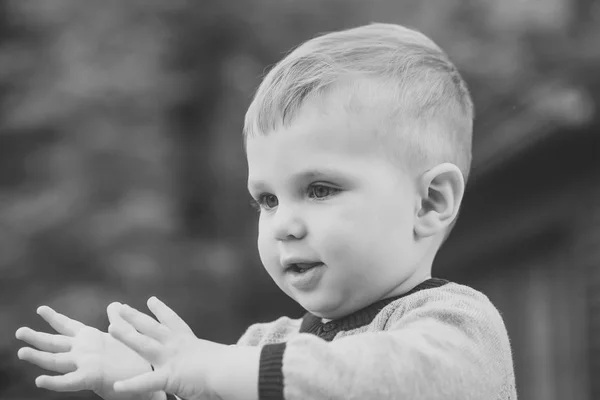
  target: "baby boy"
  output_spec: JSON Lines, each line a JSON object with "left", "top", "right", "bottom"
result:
{"left": 16, "top": 23, "right": 517, "bottom": 400}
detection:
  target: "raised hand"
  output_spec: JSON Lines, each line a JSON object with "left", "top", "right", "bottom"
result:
{"left": 108, "top": 297, "right": 231, "bottom": 400}
{"left": 16, "top": 304, "right": 165, "bottom": 400}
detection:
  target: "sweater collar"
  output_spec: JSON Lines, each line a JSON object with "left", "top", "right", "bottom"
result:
{"left": 299, "top": 278, "right": 449, "bottom": 340}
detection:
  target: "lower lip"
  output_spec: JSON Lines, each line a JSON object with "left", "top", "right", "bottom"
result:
{"left": 286, "top": 264, "right": 325, "bottom": 290}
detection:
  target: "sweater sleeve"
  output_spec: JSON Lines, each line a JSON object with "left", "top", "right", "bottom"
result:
{"left": 236, "top": 316, "right": 302, "bottom": 347}
{"left": 275, "top": 288, "right": 515, "bottom": 400}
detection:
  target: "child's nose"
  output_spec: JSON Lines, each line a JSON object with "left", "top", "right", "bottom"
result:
{"left": 272, "top": 205, "right": 307, "bottom": 241}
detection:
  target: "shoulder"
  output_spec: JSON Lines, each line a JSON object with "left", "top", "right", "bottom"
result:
{"left": 236, "top": 315, "right": 303, "bottom": 346}
{"left": 391, "top": 281, "right": 497, "bottom": 311}
{"left": 374, "top": 281, "right": 513, "bottom": 371}
{"left": 382, "top": 281, "right": 507, "bottom": 332}
{"left": 412, "top": 281, "right": 495, "bottom": 307}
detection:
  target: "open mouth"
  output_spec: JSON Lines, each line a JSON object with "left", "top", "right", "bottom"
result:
{"left": 288, "top": 262, "right": 324, "bottom": 273}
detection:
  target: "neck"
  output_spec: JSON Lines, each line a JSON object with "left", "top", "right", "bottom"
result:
{"left": 379, "top": 241, "right": 437, "bottom": 300}
{"left": 379, "top": 267, "right": 433, "bottom": 302}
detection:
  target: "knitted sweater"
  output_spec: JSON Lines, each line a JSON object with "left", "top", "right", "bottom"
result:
{"left": 237, "top": 278, "right": 517, "bottom": 400}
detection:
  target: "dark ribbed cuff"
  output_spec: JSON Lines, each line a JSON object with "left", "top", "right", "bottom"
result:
{"left": 258, "top": 342, "right": 287, "bottom": 400}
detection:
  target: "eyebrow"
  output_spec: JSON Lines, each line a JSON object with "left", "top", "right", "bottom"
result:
{"left": 296, "top": 169, "right": 341, "bottom": 180}
{"left": 247, "top": 168, "right": 345, "bottom": 192}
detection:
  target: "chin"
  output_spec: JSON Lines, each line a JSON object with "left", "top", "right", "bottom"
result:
{"left": 299, "top": 297, "right": 349, "bottom": 319}
{"left": 297, "top": 296, "right": 333, "bottom": 316}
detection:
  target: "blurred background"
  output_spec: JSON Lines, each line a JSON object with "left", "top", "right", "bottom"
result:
{"left": 0, "top": 0, "right": 599, "bottom": 399}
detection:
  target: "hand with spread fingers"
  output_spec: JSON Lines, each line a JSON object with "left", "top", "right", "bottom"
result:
{"left": 15, "top": 304, "right": 165, "bottom": 400}
{"left": 108, "top": 297, "right": 236, "bottom": 400}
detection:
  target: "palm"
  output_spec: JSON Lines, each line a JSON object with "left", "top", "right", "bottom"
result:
{"left": 73, "top": 327, "right": 152, "bottom": 400}
{"left": 16, "top": 305, "right": 164, "bottom": 400}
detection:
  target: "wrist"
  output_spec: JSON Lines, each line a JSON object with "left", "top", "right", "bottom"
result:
{"left": 210, "top": 345, "right": 260, "bottom": 400}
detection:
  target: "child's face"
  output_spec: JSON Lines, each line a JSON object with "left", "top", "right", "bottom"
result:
{"left": 246, "top": 96, "right": 425, "bottom": 319}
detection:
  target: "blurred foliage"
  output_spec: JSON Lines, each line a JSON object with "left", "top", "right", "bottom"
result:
{"left": 0, "top": 0, "right": 598, "bottom": 398}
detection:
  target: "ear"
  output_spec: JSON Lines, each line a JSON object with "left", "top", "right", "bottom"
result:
{"left": 414, "top": 163, "right": 465, "bottom": 239}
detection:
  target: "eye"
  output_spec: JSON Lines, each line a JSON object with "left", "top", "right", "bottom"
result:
{"left": 308, "top": 184, "right": 339, "bottom": 199}
{"left": 257, "top": 193, "right": 278, "bottom": 210}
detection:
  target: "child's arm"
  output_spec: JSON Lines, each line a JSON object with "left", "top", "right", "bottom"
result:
{"left": 108, "top": 298, "right": 260, "bottom": 400}
{"left": 110, "top": 290, "right": 513, "bottom": 400}
{"left": 15, "top": 303, "right": 166, "bottom": 400}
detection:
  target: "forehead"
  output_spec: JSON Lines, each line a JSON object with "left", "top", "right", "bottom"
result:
{"left": 244, "top": 98, "right": 419, "bottom": 199}
{"left": 247, "top": 95, "right": 383, "bottom": 162}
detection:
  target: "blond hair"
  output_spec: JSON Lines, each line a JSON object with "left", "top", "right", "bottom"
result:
{"left": 244, "top": 23, "right": 474, "bottom": 181}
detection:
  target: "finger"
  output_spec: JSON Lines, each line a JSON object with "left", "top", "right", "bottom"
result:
{"left": 147, "top": 297, "right": 193, "bottom": 334}
{"left": 37, "top": 306, "right": 85, "bottom": 337}
{"left": 15, "top": 327, "right": 72, "bottom": 353}
{"left": 119, "top": 304, "right": 171, "bottom": 342}
{"left": 114, "top": 369, "right": 168, "bottom": 394}
{"left": 108, "top": 321, "right": 162, "bottom": 363}
{"left": 36, "top": 371, "right": 87, "bottom": 392}
{"left": 18, "top": 347, "right": 76, "bottom": 374}
{"left": 107, "top": 302, "right": 125, "bottom": 325}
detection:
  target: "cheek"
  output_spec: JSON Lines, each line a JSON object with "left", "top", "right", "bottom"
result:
{"left": 310, "top": 206, "right": 368, "bottom": 258}
{"left": 256, "top": 227, "right": 269, "bottom": 260}
{"left": 256, "top": 222, "right": 278, "bottom": 271}
{"left": 316, "top": 198, "right": 411, "bottom": 256}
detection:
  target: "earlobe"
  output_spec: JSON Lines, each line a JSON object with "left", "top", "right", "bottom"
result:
{"left": 414, "top": 163, "right": 465, "bottom": 239}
